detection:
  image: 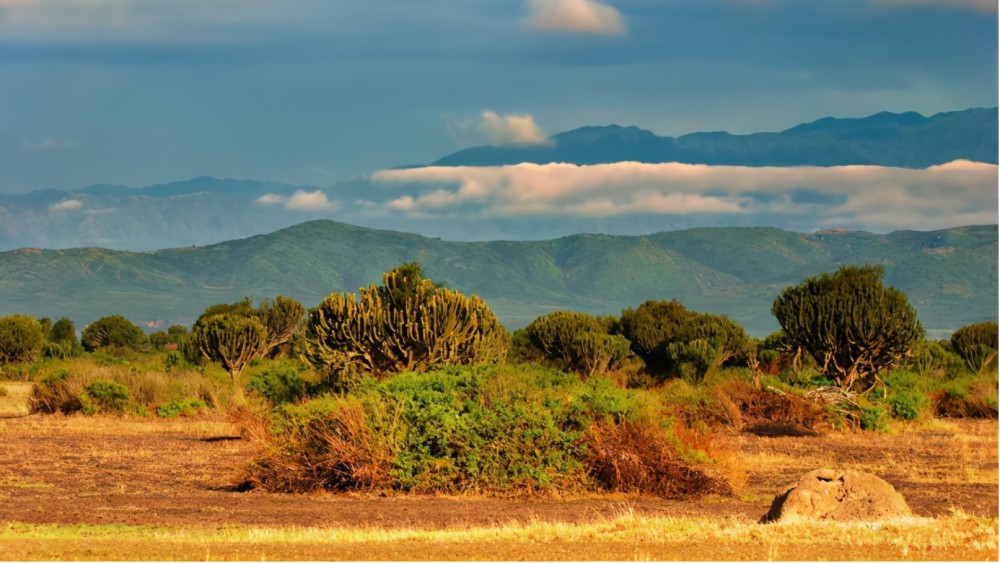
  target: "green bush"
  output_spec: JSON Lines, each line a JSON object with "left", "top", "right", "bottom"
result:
{"left": 859, "top": 404, "right": 891, "bottom": 433}
{"left": 0, "top": 385, "right": 8, "bottom": 398}
{"left": 80, "top": 379, "right": 131, "bottom": 415}
{"left": 246, "top": 364, "right": 310, "bottom": 405}
{"left": 156, "top": 398, "right": 207, "bottom": 418}
{"left": 888, "top": 391, "right": 929, "bottom": 421}
{"left": 240, "top": 364, "right": 735, "bottom": 497}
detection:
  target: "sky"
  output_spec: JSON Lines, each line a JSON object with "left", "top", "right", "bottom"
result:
{"left": 0, "top": 1, "right": 997, "bottom": 239}
{"left": 0, "top": 0, "right": 996, "bottom": 192}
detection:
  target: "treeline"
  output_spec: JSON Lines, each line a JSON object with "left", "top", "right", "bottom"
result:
{"left": 0, "top": 262, "right": 996, "bottom": 497}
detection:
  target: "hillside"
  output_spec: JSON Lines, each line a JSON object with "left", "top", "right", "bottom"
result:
{"left": 0, "top": 221, "right": 994, "bottom": 338}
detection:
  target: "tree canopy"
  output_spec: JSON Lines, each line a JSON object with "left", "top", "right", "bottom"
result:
{"left": 0, "top": 314, "right": 46, "bottom": 364}
{"left": 81, "top": 315, "right": 145, "bottom": 352}
{"left": 771, "top": 264, "right": 924, "bottom": 391}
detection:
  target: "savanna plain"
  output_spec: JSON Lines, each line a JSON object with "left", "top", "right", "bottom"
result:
{"left": 0, "top": 405, "right": 995, "bottom": 560}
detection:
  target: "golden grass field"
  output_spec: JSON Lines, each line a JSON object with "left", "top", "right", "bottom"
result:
{"left": 0, "top": 413, "right": 996, "bottom": 560}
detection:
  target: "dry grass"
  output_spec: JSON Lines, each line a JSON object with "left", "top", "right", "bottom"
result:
{"left": 0, "top": 381, "right": 33, "bottom": 417}
{"left": 0, "top": 508, "right": 995, "bottom": 560}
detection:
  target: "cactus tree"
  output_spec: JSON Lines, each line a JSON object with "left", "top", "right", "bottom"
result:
{"left": 304, "top": 263, "right": 510, "bottom": 381}
{"left": 772, "top": 264, "right": 923, "bottom": 392}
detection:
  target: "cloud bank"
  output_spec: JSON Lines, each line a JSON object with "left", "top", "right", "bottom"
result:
{"left": 255, "top": 190, "right": 332, "bottom": 211}
{"left": 50, "top": 199, "right": 83, "bottom": 211}
{"left": 524, "top": 0, "right": 626, "bottom": 35}
{"left": 371, "top": 160, "right": 998, "bottom": 231}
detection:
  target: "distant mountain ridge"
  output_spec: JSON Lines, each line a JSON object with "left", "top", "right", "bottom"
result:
{"left": 0, "top": 107, "right": 994, "bottom": 251}
{"left": 433, "top": 107, "right": 998, "bottom": 167}
{"left": 0, "top": 220, "right": 994, "bottom": 338}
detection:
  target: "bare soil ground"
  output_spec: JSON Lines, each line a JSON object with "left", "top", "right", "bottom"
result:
{"left": 0, "top": 414, "right": 996, "bottom": 560}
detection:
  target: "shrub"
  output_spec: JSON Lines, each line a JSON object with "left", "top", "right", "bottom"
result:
{"left": 79, "top": 379, "right": 131, "bottom": 415}
{"left": 156, "top": 398, "right": 208, "bottom": 418}
{"left": 0, "top": 385, "right": 8, "bottom": 398}
{"left": 859, "top": 403, "right": 891, "bottom": 433}
{"left": 0, "top": 314, "right": 46, "bottom": 364}
{"left": 239, "top": 364, "right": 740, "bottom": 497}
{"left": 584, "top": 419, "right": 737, "bottom": 497}
{"left": 931, "top": 372, "right": 999, "bottom": 418}
{"left": 888, "top": 391, "right": 929, "bottom": 421}
{"left": 698, "top": 378, "right": 829, "bottom": 434}
{"left": 246, "top": 364, "right": 310, "bottom": 405}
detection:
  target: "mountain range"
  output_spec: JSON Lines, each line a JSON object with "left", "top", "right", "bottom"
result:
{"left": 433, "top": 107, "right": 998, "bottom": 168}
{"left": 0, "top": 107, "right": 995, "bottom": 251}
{"left": 0, "top": 220, "right": 994, "bottom": 338}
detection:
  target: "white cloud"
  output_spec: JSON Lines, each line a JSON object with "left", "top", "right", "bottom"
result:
{"left": 869, "top": 0, "right": 997, "bottom": 12}
{"left": 479, "top": 111, "right": 548, "bottom": 145}
{"left": 255, "top": 193, "right": 286, "bottom": 206}
{"left": 254, "top": 190, "right": 332, "bottom": 211}
{"left": 50, "top": 199, "right": 83, "bottom": 211}
{"left": 445, "top": 111, "right": 549, "bottom": 147}
{"left": 371, "top": 160, "right": 998, "bottom": 231}
{"left": 524, "top": 0, "right": 626, "bottom": 36}
{"left": 286, "top": 190, "right": 331, "bottom": 210}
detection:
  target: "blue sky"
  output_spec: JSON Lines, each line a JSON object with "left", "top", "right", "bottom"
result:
{"left": 1, "top": 0, "right": 996, "bottom": 194}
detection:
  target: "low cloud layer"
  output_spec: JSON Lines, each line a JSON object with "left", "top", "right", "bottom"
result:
{"left": 49, "top": 199, "right": 83, "bottom": 211}
{"left": 524, "top": 0, "right": 626, "bottom": 35}
{"left": 371, "top": 160, "right": 998, "bottom": 232}
{"left": 256, "top": 190, "right": 332, "bottom": 211}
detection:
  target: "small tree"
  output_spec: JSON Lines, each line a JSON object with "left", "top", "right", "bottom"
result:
{"left": 518, "top": 311, "right": 630, "bottom": 377}
{"left": 0, "top": 314, "right": 46, "bottom": 364}
{"left": 950, "top": 321, "right": 998, "bottom": 374}
{"left": 772, "top": 264, "right": 924, "bottom": 392}
{"left": 81, "top": 315, "right": 145, "bottom": 352}
{"left": 256, "top": 296, "right": 306, "bottom": 359}
{"left": 188, "top": 296, "right": 304, "bottom": 362}
{"left": 619, "top": 300, "right": 694, "bottom": 374}
{"left": 193, "top": 314, "right": 267, "bottom": 393}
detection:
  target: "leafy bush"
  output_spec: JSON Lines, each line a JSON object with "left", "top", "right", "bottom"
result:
{"left": 931, "top": 371, "right": 999, "bottom": 418}
{"left": 859, "top": 403, "right": 891, "bottom": 433}
{"left": 888, "top": 391, "right": 929, "bottom": 421}
{"left": 79, "top": 379, "right": 131, "bottom": 415}
{"left": 246, "top": 364, "right": 310, "bottom": 405}
{"left": 239, "top": 364, "right": 739, "bottom": 497}
{"left": 156, "top": 398, "right": 208, "bottom": 418}
{"left": 0, "top": 385, "right": 8, "bottom": 398}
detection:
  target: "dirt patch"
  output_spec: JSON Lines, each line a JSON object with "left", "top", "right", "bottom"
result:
{"left": 0, "top": 415, "right": 995, "bottom": 530}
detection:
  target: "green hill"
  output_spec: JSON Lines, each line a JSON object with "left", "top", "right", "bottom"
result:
{"left": 0, "top": 221, "right": 994, "bottom": 338}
